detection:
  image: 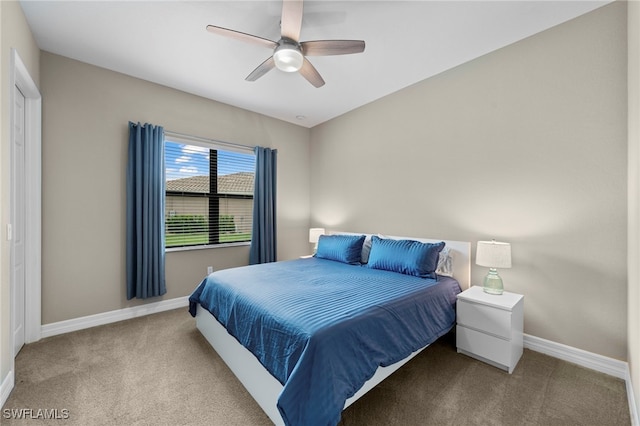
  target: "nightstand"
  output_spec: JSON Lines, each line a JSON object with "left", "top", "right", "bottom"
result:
{"left": 456, "top": 285, "right": 524, "bottom": 373}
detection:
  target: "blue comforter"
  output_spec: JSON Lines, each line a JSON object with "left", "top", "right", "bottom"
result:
{"left": 189, "top": 257, "right": 461, "bottom": 426}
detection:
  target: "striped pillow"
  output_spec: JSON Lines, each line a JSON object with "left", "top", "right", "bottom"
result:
{"left": 367, "top": 235, "right": 445, "bottom": 278}
{"left": 315, "top": 234, "right": 366, "bottom": 265}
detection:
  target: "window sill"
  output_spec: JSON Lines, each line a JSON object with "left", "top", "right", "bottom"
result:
{"left": 166, "top": 241, "right": 251, "bottom": 253}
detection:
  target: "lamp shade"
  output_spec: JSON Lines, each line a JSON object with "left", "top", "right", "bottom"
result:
{"left": 274, "top": 42, "right": 304, "bottom": 72}
{"left": 476, "top": 240, "right": 512, "bottom": 269}
{"left": 309, "top": 228, "right": 325, "bottom": 244}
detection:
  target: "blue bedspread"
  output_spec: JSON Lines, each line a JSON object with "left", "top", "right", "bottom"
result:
{"left": 189, "top": 257, "right": 461, "bottom": 426}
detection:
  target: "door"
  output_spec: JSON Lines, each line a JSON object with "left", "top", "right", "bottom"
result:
{"left": 12, "top": 86, "right": 26, "bottom": 355}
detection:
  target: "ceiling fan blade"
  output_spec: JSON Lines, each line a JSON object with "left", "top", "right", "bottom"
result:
{"left": 301, "top": 40, "right": 365, "bottom": 56}
{"left": 299, "top": 58, "right": 325, "bottom": 88}
{"left": 281, "top": 0, "right": 303, "bottom": 41}
{"left": 246, "top": 56, "right": 276, "bottom": 82}
{"left": 206, "top": 25, "right": 277, "bottom": 50}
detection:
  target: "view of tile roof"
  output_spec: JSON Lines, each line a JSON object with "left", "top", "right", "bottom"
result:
{"left": 166, "top": 172, "right": 254, "bottom": 195}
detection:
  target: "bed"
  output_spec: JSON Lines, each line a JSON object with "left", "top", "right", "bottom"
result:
{"left": 189, "top": 233, "right": 470, "bottom": 426}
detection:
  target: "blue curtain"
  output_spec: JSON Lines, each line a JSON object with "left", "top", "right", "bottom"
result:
{"left": 126, "top": 122, "right": 166, "bottom": 299}
{"left": 249, "top": 147, "right": 278, "bottom": 264}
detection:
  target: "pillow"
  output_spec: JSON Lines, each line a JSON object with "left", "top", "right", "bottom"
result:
{"left": 361, "top": 233, "right": 389, "bottom": 264}
{"left": 436, "top": 247, "right": 453, "bottom": 277}
{"left": 366, "top": 235, "right": 445, "bottom": 278}
{"left": 315, "top": 234, "right": 366, "bottom": 265}
{"left": 361, "top": 234, "right": 373, "bottom": 264}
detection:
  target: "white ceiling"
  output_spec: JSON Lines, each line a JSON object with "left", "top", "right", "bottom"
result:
{"left": 20, "top": 0, "right": 610, "bottom": 128}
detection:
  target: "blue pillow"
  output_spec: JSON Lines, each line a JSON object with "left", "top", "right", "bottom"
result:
{"left": 366, "top": 236, "right": 445, "bottom": 278}
{"left": 315, "top": 234, "right": 366, "bottom": 265}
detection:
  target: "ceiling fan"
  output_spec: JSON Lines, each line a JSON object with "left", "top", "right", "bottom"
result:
{"left": 206, "top": 0, "right": 365, "bottom": 88}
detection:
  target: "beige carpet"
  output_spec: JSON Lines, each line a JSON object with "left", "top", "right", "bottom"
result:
{"left": 2, "top": 309, "right": 630, "bottom": 425}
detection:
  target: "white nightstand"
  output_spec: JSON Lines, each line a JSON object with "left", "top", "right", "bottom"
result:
{"left": 456, "top": 285, "right": 524, "bottom": 374}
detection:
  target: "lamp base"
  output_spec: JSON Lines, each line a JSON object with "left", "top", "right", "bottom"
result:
{"left": 483, "top": 268, "right": 504, "bottom": 295}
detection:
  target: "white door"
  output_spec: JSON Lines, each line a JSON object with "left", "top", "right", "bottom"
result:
{"left": 12, "top": 86, "right": 26, "bottom": 355}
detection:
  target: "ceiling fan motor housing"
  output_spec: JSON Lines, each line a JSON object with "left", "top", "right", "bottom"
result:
{"left": 273, "top": 38, "right": 304, "bottom": 72}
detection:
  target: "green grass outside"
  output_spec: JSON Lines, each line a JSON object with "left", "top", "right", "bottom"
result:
{"left": 165, "top": 232, "right": 251, "bottom": 248}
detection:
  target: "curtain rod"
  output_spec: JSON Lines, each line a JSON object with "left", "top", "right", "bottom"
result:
{"left": 165, "top": 129, "right": 255, "bottom": 151}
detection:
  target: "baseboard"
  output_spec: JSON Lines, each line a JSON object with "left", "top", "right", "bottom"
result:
{"left": 625, "top": 365, "right": 640, "bottom": 426}
{"left": 524, "top": 334, "right": 627, "bottom": 379}
{"left": 0, "top": 370, "right": 14, "bottom": 409}
{"left": 41, "top": 296, "right": 189, "bottom": 339}
{"left": 524, "top": 334, "right": 638, "bottom": 425}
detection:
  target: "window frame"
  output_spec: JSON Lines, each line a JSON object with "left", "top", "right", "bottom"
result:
{"left": 164, "top": 134, "right": 255, "bottom": 252}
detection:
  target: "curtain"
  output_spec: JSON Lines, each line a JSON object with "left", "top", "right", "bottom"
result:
{"left": 249, "top": 147, "right": 278, "bottom": 264}
{"left": 126, "top": 122, "right": 167, "bottom": 299}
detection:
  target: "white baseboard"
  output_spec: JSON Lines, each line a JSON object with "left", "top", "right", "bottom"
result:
{"left": 625, "top": 366, "right": 640, "bottom": 426}
{"left": 524, "top": 334, "right": 638, "bottom": 425}
{"left": 40, "top": 296, "right": 189, "bottom": 339}
{"left": 524, "top": 334, "right": 627, "bottom": 378}
{"left": 1, "top": 370, "right": 14, "bottom": 409}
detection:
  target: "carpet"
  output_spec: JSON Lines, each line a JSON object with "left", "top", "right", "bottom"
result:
{"left": 2, "top": 309, "right": 630, "bottom": 425}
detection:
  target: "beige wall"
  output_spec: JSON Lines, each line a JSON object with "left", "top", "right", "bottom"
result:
{"left": 310, "top": 2, "right": 627, "bottom": 360}
{"left": 0, "top": 0, "right": 40, "bottom": 395}
{"left": 166, "top": 197, "right": 208, "bottom": 219}
{"left": 628, "top": 0, "right": 640, "bottom": 413}
{"left": 0, "top": 0, "right": 634, "bottom": 408}
{"left": 165, "top": 197, "right": 253, "bottom": 235}
{"left": 40, "top": 52, "right": 310, "bottom": 324}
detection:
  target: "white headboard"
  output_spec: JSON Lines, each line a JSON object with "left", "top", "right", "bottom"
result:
{"left": 332, "top": 232, "right": 471, "bottom": 289}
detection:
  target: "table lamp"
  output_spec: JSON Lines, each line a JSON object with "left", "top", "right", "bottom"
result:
{"left": 476, "top": 240, "right": 512, "bottom": 295}
{"left": 309, "top": 228, "right": 325, "bottom": 254}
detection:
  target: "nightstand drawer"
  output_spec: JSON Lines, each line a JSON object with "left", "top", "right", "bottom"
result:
{"left": 456, "top": 325, "right": 511, "bottom": 367}
{"left": 457, "top": 299, "right": 512, "bottom": 339}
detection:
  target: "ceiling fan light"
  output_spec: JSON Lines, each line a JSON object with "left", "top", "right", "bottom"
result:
{"left": 274, "top": 45, "right": 303, "bottom": 72}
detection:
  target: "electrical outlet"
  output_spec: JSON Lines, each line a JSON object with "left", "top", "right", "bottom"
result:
{"left": 207, "top": 266, "right": 213, "bottom": 275}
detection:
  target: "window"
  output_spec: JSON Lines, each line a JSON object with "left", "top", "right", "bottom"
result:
{"left": 165, "top": 138, "right": 255, "bottom": 248}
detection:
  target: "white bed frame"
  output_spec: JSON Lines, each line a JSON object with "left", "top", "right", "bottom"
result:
{"left": 195, "top": 236, "right": 470, "bottom": 425}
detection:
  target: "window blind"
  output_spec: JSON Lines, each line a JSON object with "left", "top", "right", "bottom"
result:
{"left": 165, "top": 139, "right": 255, "bottom": 248}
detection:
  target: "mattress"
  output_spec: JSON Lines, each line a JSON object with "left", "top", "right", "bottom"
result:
{"left": 189, "top": 257, "right": 461, "bottom": 426}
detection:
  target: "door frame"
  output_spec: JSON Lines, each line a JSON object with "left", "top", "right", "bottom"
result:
{"left": 9, "top": 48, "right": 41, "bottom": 351}
{"left": 11, "top": 81, "right": 26, "bottom": 356}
